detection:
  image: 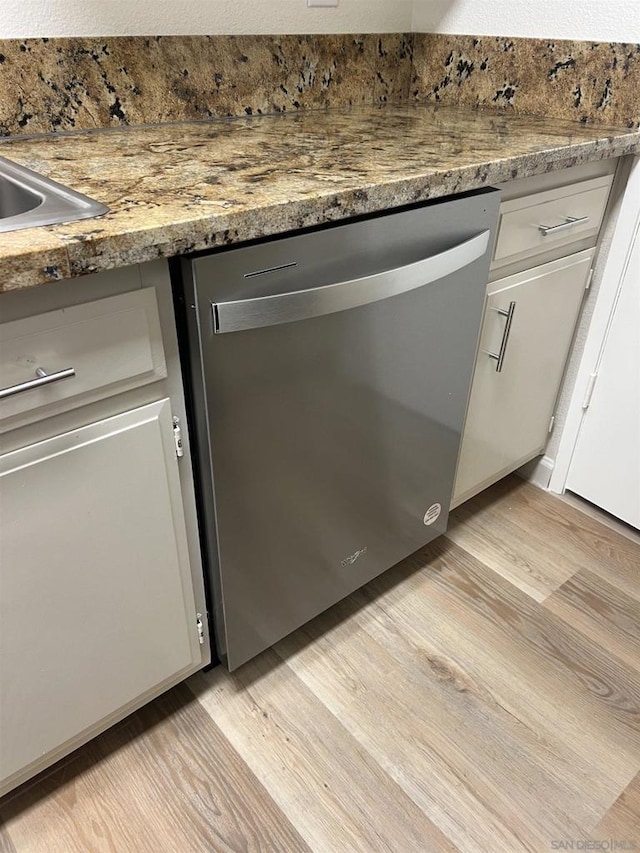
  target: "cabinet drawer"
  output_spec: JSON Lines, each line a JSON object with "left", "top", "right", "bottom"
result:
{"left": 0, "top": 289, "right": 166, "bottom": 431}
{"left": 493, "top": 175, "right": 613, "bottom": 266}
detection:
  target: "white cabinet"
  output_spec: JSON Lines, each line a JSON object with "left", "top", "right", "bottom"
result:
{"left": 452, "top": 159, "right": 620, "bottom": 508}
{"left": 0, "top": 400, "right": 203, "bottom": 791}
{"left": 0, "top": 263, "right": 209, "bottom": 796}
{"left": 453, "top": 250, "right": 594, "bottom": 507}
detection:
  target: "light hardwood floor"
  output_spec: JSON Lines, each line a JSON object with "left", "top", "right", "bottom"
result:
{"left": 1, "top": 475, "right": 639, "bottom": 852}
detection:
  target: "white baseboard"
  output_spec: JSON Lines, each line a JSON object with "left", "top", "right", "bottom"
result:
{"left": 517, "top": 455, "right": 555, "bottom": 490}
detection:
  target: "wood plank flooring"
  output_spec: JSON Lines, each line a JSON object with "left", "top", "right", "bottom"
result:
{"left": 1, "top": 475, "right": 639, "bottom": 852}
{"left": 0, "top": 684, "right": 309, "bottom": 853}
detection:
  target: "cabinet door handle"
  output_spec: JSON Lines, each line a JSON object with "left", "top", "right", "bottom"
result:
{"left": 0, "top": 366, "right": 76, "bottom": 400}
{"left": 538, "top": 215, "right": 589, "bottom": 236}
{"left": 487, "top": 301, "right": 516, "bottom": 373}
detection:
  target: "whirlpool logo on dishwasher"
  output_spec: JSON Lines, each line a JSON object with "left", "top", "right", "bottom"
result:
{"left": 341, "top": 547, "right": 368, "bottom": 567}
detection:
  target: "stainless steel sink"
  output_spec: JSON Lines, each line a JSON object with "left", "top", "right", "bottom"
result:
{"left": 0, "top": 156, "right": 108, "bottom": 233}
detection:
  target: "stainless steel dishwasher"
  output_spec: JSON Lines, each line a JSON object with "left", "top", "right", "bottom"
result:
{"left": 175, "top": 189, "right": 500, "bottom": 669}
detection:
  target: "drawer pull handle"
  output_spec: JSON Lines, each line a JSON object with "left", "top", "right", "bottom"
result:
{"left": 0, "top": 366, "right": 76, "bottom": 400}
{"left": 538, "top": 215, "right": 589, "bottom": 236}
{"left": 487, "top": 301, "right": 516, "bottom": 373}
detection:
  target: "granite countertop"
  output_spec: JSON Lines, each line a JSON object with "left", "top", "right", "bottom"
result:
{"left": 1, "top": 102, "right": 639, "bottom": 293}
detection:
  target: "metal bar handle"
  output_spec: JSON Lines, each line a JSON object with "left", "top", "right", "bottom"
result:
{"left": 212, "top": 230, "right": 491, "bottom": 334}
{"left": 538, "top": 215, "right": 589, "bottom": 237}
{"left": 487, "top": 301, "right": 516, "bottom": 373}
{"left": 0, "top": 366, "right": 76, "bottom": 400}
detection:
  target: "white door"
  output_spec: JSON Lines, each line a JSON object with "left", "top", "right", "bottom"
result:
{"left": 566, "top": 225, "right": 640, "bottom": 528}
{"left": 453, "top": 250, "right": 594, "bottom": 506}
{"left": 0, "top": 399, "right": 203, "bottom": 791}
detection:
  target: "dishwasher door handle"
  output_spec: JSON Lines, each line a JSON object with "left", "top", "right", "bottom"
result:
{"left": 211, "top": 230, "right": 491, "bottom": 333}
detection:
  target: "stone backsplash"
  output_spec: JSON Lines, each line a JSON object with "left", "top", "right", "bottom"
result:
{"left": 0, "top": 34, "right": 413, "bottom": 136}
{"left": 0, "top": 32, "right": 638, "bottom": 137}
{"left": 412, "top": 34, "right": 640, "bottom": 128}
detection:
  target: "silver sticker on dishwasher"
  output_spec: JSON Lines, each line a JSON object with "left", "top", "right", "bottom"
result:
{"left": 341, "top": 547, "right": 368, "bottom": 567}
{"left": 423, "top": 503, "right": 442, "bottom": 526}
